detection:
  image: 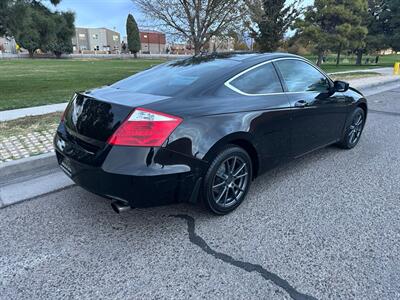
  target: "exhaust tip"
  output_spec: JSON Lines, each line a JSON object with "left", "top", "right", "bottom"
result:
{"left": 111, "top": 200, "right": 131, "bottom": 214}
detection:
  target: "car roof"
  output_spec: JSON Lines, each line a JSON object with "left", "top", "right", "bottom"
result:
{"left": 165, "top": 52, "right": 306, "bottom": 97}
{"left": 110, "top": 52, "right": 309, "bottom": 100}
{"left": 180, "top": 52, "right": 303, "bottom": 64}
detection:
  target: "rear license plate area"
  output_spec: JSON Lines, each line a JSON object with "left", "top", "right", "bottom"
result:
{"left": 60, "top": 157, "right": 73, "bottom": 177}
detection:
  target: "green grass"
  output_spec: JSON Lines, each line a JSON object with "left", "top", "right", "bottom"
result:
{"left": 0, "top": 112, "right": 60, "bottom": 139}
{"left": 330, "top": 71, "right": 381, "bottom": 81}
{"left": 320, "top": 65, "right": 380, "bottom": 73}
{"left": 0, "top": 59, "right": 165, "bottom": 111}
{"left": 307, "top": 54, "right": 400, "bottom": 73}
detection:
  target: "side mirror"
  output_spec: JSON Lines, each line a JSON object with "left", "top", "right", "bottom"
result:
{"left": 334, "top": 80, "right": 349, "bottom": 92}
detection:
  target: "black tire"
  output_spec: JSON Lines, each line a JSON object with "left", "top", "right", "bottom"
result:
{"left": 337, "top": 107, "right": 366, "bottom": 149}
{"left": 202, "top": 145, "right": 253, "bottom": 215}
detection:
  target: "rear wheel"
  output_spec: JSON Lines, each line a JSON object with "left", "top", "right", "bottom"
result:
{"left": 203, "top": 145, "right": 252, "bottom": 215}
{"left": 337, "top": 107, "right": 366, "bottom": 149}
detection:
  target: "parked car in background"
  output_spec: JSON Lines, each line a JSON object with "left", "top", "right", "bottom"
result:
{"left": 55, "top": 53, "right": 367, "bottom": 214}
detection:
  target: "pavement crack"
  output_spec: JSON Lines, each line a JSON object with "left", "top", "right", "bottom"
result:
{"left": 172, "top": 214, "right": 317, "bottom": 300}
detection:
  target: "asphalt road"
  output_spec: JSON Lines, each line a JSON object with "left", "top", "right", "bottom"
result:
{"left": 1, "top": 87, "right": 400, "bottom": 300}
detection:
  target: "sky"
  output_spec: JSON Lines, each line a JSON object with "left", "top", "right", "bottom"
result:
{"left": 50, "top": 0, "right": 142, "bottom": 39}
{"left": 50, "top": 0, "right": 314, "bottom": 39}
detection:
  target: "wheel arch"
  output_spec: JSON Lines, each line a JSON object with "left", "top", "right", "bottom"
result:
{"left": 203, "top": 132, "right": 260, "bottom": 179}
{"left": 357, "top": 101, "right": 368, "bottom": 118}
{"left": 341, "top": 100, "right": 368, "bottom": 136}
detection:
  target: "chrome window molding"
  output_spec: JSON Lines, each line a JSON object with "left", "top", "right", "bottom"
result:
{"left": 224, "top": 57, "right": 333, "bottom": 97}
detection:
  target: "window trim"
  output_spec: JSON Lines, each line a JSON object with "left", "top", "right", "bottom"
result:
{"left": 224, "top": 57, "right": 333, "bottom": 96}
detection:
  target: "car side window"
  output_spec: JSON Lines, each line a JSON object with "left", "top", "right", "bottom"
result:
{"left": 275, "top": 60, "right": 331, "bottom": 93}
{"left": 228, "top": 62, "right": 283, "bottom": 94}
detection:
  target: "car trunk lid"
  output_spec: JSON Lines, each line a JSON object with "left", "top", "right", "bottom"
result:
{"left": 63, "top": 87, "right": 170, "bottom": 144}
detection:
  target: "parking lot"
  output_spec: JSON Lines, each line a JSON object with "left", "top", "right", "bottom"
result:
{"left": 1, "top": 87, "right": 399, "bottom": 300}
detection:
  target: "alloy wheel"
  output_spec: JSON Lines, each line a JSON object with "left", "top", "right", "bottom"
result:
{"left": 211, "top": 155, "right": 249, "bottom": 208}
{"left": 348, "top": 112, "right": 364, "bottom": 144}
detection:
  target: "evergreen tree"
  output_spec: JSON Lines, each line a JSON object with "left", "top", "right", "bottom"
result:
{"left": 354, "top": 0, "right": 389, "bottom": 65}
{"left": 48, "top": 11, "right": 75, "bottom": 58}
{"left": 385, "top": 0, "right": 400, "bottom": 51}
{"left": 3, "top": 0, "right": 73, "bottom": 58}
{"left": 246, "top": 0, "right": 300, "bottom": 52}
{"left": 296, "top": 0, "right": 368, "bottom": 66}
{"left": 1, "top": 0, "right": 61, "bottom": 35}
{"left": 10, "top": 1, "right": 56, "bottom": 57}
{"left": 126, "top": 14, "right": 141, "bottom": 57}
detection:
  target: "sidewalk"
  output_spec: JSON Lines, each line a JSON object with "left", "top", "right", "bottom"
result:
{"left": 0, "top": 102, "right": 67, "bottom": 122}
{"left": 330, "top": 67, "right": 400, "bottom": 90}
{"left": 329, "top": 67, "right": 393, "bottom": 75}
{"left": 348, "top": 75, "right": 399, "bottom": 90}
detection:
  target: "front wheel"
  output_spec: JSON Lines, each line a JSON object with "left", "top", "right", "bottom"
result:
{"left": 202, "top": 145, "right": 252, "bottom": 215}
{"left": 337, "top": 107, "right": 366, "bottom": 149}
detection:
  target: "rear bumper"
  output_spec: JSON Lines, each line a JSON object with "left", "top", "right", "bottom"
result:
{"left": 54, "top": 133, "right": 207, "bottom": 208}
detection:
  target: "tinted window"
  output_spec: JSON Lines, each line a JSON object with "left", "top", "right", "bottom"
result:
{"left": 111, "top": 58, "right": 239, "bottom": 96}
{"left": 229, "top": 63, "right": 283, "bottom": 94}
{"left": 276, "top": 60, "right": 330, "bottom": 93}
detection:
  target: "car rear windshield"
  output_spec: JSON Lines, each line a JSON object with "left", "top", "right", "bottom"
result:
{"left": 111, "top": 58, "right": 240, "bottom": 96}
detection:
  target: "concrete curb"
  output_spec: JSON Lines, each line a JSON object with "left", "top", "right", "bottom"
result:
{"left": 328, "top": 67, "right": 393, "bottom": 76}
{"left": 0, "top": 152, "right": 57, "bottom": 178}
{"left": 0, "top": 173, "right": 74, "bottom": 209}
{"left": 0, "top": 102, "right": 67, "bottom": 122}
{"left": 354, "top": 78, "right": 400, "bottom": 91}
{"left": 0, "top": 152, "right": 75, "bottom": 209}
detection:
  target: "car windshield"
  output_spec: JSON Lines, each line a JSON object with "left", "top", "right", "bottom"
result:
{"left": 111, "top": 56, "right": 240, "bottom": 96}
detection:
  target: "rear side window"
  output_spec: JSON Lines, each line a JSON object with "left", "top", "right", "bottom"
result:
{"left": 111, "top": 58, "right": 240, "bottom": 96}
{"left": 275, "top": 59, "right": 331, "bottom": 93}
{"left": 228, "top": 62, "right": 283, "bottom": 94}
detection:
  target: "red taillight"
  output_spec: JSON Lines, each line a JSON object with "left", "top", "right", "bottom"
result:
{"left": 107, "top": 108, "right": 182, "bottom": 147}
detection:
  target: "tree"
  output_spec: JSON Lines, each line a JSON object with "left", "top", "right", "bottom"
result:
{"left": 385, "top": 0, "right": 400, "bottom": 52}
{"left": 245, "top": 0, "right": 301, "bottom": 52}
{"left": 295, "top": 5, "right": 331, "bottom": 66}
{"left": 10, "top": 1, "right": 56, "bottom": 57}
{"left": 228, "top": 31, "right": 249, "bottom": 51}
{"left": 0, "top": 0, "right": 61, "bottom": 36}
{"left": 4, "top": 0, "right": 75, "bottom": 58}
{"left": 48, "top": 11, "right": 75, "bottom": 58}
{"left": 296, "top": 0, "right": 368, "bottom": 66}
{"left": 133, "top": 0, "right": 244, "bottom": 55}
{"left": 126, "top": 14, "right": 141, "bottom": 57}
{"left": 351, "top": 26, "right": 369, "bottom": 65}
{"left": 353, "top": 0, "right": 389, "bottom": 65}
{"left": 0, "top": 0, "right": 9, "bottom": 35}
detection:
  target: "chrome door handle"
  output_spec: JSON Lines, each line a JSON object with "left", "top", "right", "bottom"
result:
{"left": 295, "top": 100, "right": 308, "bottom": 107}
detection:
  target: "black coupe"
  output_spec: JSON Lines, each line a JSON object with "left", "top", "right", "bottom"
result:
{"left": 55, "top": 53, "right": 367, "bottom": 214}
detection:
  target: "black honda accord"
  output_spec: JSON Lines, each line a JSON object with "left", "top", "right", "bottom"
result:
{"left": 55, "top": 53, "right": 367, "bottom": 214}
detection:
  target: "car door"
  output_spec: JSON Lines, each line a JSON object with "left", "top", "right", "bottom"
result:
{"left": 225, "top": 61, "right": 292, "bottom": 170}
{"left": 274, "top": 59, "right": 349, "bottom": 157}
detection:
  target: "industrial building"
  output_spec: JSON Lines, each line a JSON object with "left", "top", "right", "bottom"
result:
{"left": 72, "top": 27, "right": 121, "bottom": 53}
{"left": 139, "top": 30, "right": 166, "bottom": 54}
